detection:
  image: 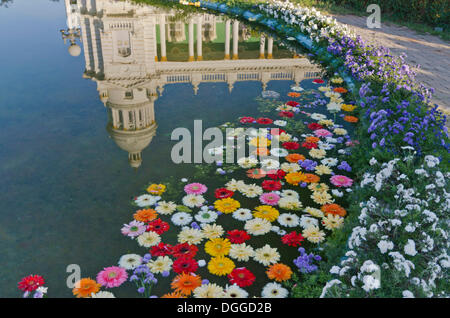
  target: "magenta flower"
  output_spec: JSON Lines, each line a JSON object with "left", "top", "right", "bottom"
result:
{"left": 314, "top": 129, "right": 333, "bottom": 138}
{"left": 121, "top": 220, "right": 146, "bottom": 237}
{"left": 330, "top": 175, "right": 353, "bottom": 187}
{"left": 184, "top": 183, "right": 208, "bottom": 195}
{"left": 259, "top": 192, "right": 280, "bottom": 206}
{"left": 97, "top": 266, "right": 128, "bottom": 288}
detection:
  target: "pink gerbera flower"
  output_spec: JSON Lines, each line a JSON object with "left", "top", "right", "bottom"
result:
{"left": 259, "top": 192, "right": 280, "bottom": 206}
{"left": 184, "top": 183, "right": 207, "bottom": 195}
{"left": 97, "top": 266, "right": 128, "bottom": 288}
{"left": 330, "top": 175, "right": 353, "bottom": 187}
{"left": 121, "top": 220, "right": 146, "bottom": 237}
{"left": 314, "top": 129, "right": 332, "bottom": 137}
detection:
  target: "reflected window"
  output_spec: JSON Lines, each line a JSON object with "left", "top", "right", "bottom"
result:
{"left": 114, "top": 30, "right": 132, "bottom": 58}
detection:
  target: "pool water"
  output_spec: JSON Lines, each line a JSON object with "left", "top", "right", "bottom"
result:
{"left": 0, "top": 0, "right": 356, "bottom": 298}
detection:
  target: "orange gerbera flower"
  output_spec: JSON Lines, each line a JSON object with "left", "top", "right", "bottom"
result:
{"left": 285, "top": 172, "right": 304, "bottom": 186}
{"left": 72, "top": 278, "right": 101, "bottom": 298}
{"left": 171, "top": 273, "right": 202, "bottom": 296}
{"left": 301, "top": 173, "right": 320, "bottom": 184}
{"left": 253, "top": 147, "right": 270, "bottom": 157}
{"left": 133, "top": 208, "right": 158, "bottom": 222}
{"left": 305, "top": 136, "right": 320, "bottom": 143}
{"left": 161, "top": 291, "right": 186, "bottom": 298}
{"left": 343, "top": 115, "right": 359, "bottom": 123}
{"left": 266, "top": 263, "right": 293, "bottom": 282}
{"left": 287, "top": 92, "right": 301, "bottom": 98}
{"left": 321, "top": 203, "right": 347, "bottom": 217}
{"left": 333, "top": 87, "right": 348, "bottom": 93}
{"left": 286, "top": 153, "right": 305, "bottom": 163}
{"left": 246, "top": 169, "right": 266, "bottom": 179}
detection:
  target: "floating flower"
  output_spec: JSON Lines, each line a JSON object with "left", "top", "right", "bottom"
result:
{"left": 237, "top": 157, "right": 259, "bottom": 169}
{"left": 214, "top": 198, "right": 241, "bottom": 214}
{"left": 148, "top": 256, "right": 173, "bottom": 274}
{"left": 171, "top": 212, "right": 193, "bottom": 226}
{"left": 285, "top": 172, "right": 303, "bottom": 186}
{"left": 118, "top": 254, "right": 142, "bottom": 270}
{"left": 307, "top": 122, "right": 324, "bottom": 130}
{"left": 18, "top": 275, "right": 45, "bottom": 292}
{"left": 312, "top": 79, "right": 324, "bottom": 84}
{"left": 246, "top": 168, "right": 266, "bottom": 179}
{"left": 182, "top": 194, "right": 205, "bottom": 208}
{"left": 282, "top": 141, "right": 300, "bottom": 150}
{"left": 214, "top": 188, "right": 234, "bottom": 199}
{"left": 266, "top": 263, "right": 293, "bottom": 282}
{"left": 256, "top": 117, "right": 273, "bottom": 125}
{"left": 333, "top": 87, "right": 348, "bottom": 93}
{"left": 254, "top": 245, "right": 280, "bottom": 266}
{"left": 261, "top": 282, "right": 289, "bottom": 298}
{"left": 224, "top": 285, "right": 249, "bottom": 298}
{"left": 330, "top": 175, "right": 353, "bottom": 187}
{"left": 155, "top": 201, "right": 177, "bottom": 215}
{"left": 72, "top": 278, "right": 100, "bottom": 298}
{"left": 137, "top": 231, "right": 161, "bottom": 247}
{"left": 133, "top": 208, "right": 158, "bottom": 222}
{"left": 147, "top": 218, "right": 170, "bottom": 235}
{"left": 184, "top": 183, "right": 207, "bottom": 195}
{"left": 229, "top": 243, "right": 254, "bottom": 261}
{"left": 194, "top": 210, "right": 218, "bottom": 223}
{"left": 205, "top": 238, "right": 231, "bottom": 257}
{"left": 302, "top": 173, "right": 320, "bottom": 184}
{"left": 177, "top": 228, "right": 204, "bottom": 245}
{"left": 134, "top": 194, "right": 160, "bottom": 207}
{"left": 244, "top": 218, "right": 272, "bottom": 235}
{"left": 341, "top": 104, "right": 356, "bottom": 112}
{"left": 201, "top": 223, "right": 224, "bottom": 239}
{"left": 311, "top": 191, "right": 334, "bottom": 205}
{"left": 270, "top": 148, "right": 289, "bottom": 157}
{"left": 208, "top": 256, "right": 235, "bottom": 276}
{"left": 322, "top": 214, "right": 344, "bottom": 230}
{"left": 259, "top": 192, "right": 280, "bottom": 206}
{"left": 171, "top": 273, "right": 202, "bottom": 296}
{"left": 193, "top": 283, "right": 225, "bottom": 298}
{"left": 287, "top": 92, "right": 301, "bottom": 98}
{"left": 173, "top": 256, "right": 198, "bottom": 274}
{"left": 285, "top": 153, "right": 305, "bottom": 163}
{"left": 226, "top": 229, "right": 251, "bottom": 244}
{"left": 314, "top": 129, "right": 332, "bottom": 138}
{"left": 321, "top": 203, "right": 347, "bottom": 217}
{"left": 162, "top": 291, "right": 186, "bottom": 298}
{"left": 281, "top": 231, "right": 304, "bottom": 247}
{"left": 261, "top": 180, "right": 282, "bottom": 191}
{"left": 150, "top": 242, "right": 172, "bottom": 257}
{"left": 232, "top": 208, "right": 253, "bottom": 221}
{"left": 253, "top": 205, "right": 279, "bottom": 222}
{"left": 146, "top": 184, "right": 166, "bottom": 196}
{"left": 121, "top": 220, "right": 146, "bottom": 238}
{"left": 228, "top": 268, "right": 256, "bottom": 287}
{"left": 278, "top": 111, "right": 294, "bottom": 118}
{"left": 240, "top": 116, "right": 255, "bottom": 124}
{"left": 97, "top": 266, "right": 128, "bottom": 288}
{"left": 343, "top": 115, "right": 358, "bottom": 123}
{"left": 171, "top": 243, "right": 198, "bottom": 259}
{"left": 277, "top": 213, "right": 300, "bottom": 227}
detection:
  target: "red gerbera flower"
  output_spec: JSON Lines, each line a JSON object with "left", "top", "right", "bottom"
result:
{"left": 286, "top": 101, "right": 300, "bottom": 107}
{"left": 267, "top": 169, "right": 286, "bottom": 180}
{"left": 18, "top": 275, "right": 45, "bottom": 292}
{"left": 173, "top": 256, "right": 198, "bottom": 274}
{"left": 307, "top": 122, "right": 324, "bottom": 130}
{"left": 301, "top": 141, "right": 318, "bottom": 149}
{"left": 278, "top": 111, "right": 294, "bottom": 118}
{"left": 228, "top": 268, "right": 256, "bottom": 287}
{"left": 146, "top": 218, "right": 170, "bottom": 235}
{"left": 226, "top": 230, "right": 251, "bottom": 244}
{"left": 171, "top": 243, "right": 198, "bottom": 259}
{"left": 313, "top": 79, "right": 324, "bottom": 84}
{"left": 214, "top": 188, "right": 234, "bottom": 199}
{"left": 150, "top": 242, "right": 173, "bottom": 257}
{"left": 270, "top": 128, "right": 286, "bottom": 136}
{"left": 256, "top": 117, "right": 273, "bottom": 125}
{"left": 281, "top": 231, "right": 304, "bottom": 247}
{"left": 282, "top": 141, "right": 300, "bottom": 150}
{"left": 240, "top": 116, "right": 255, "bottom": 124}
{"left": 261, "top": 180, "right": 282, "bottom": 191}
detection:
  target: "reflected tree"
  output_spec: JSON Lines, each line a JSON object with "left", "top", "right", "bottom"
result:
{"left": 0, "top": 0, "right": 13, "bottom": 7}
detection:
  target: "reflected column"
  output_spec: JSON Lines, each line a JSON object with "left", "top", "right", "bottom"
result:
{"left": 259, "top": 35, "right": 265, "bottom": 59}
{"left": 232, "top": 20, "right": 239, "bottom": 60}
{"left": 196, "top": 16, "right": 203, "bottom": 61}
{"left": 267, "top": 37, "right": 273, "bottom": 59}
{"left": 160, "top": 17, "right": 167, "bottom": 61}
{"left": 224, "top": 19, "right": 230, "bottom": 60}
{"left": 188, "top": 20, "right": 194, "bottom": 61}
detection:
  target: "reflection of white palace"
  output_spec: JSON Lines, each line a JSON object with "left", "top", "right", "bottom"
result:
{"left": 62, "top": 0, "right": 320, "bottom": 168}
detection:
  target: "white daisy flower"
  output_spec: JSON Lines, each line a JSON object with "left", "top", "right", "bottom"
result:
{"left": 232, "top": 208, "right": 253, "bottom": 221}
{"left": 118, "top": 254, "right": 142, "bottom": 270}
{"left": 171, "top": 212, "right": 193, "bottom": 226}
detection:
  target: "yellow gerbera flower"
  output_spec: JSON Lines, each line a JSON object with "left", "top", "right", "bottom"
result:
{"left": 146, "top": 184, "right": 166, "bottom": 196}
{"left": 205, "top": 238, "right": 231, "bottom": 257}
{"left": 285, "top": 172, "right": 303, "bottom": 186}
{"left": 341, "top": 104, "right": 356, "bottom": 112}
{"left": 207, "top": 256, "right": 235, "bottom": 276}
{"left": 253, "top": 205, "right": 279, "bottom": 222}
{"left": 214, "top": 198, "right": 240, "bottom": 214}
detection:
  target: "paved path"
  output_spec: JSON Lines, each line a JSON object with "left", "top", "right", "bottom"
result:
{"left": 332, "top": 15, "right": 450, "bottom": 115}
